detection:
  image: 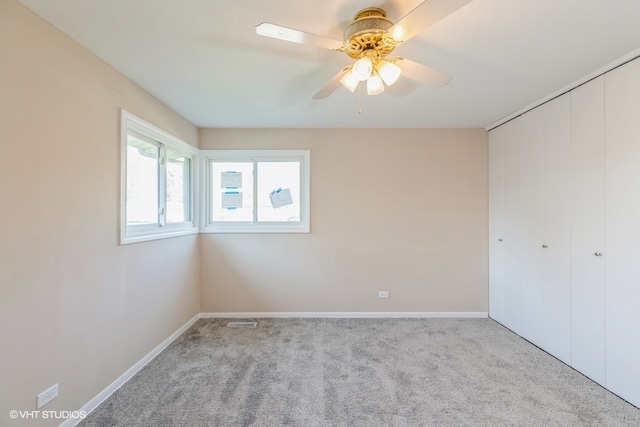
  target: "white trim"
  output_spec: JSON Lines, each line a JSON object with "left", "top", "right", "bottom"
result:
{"left": 60, "top": 310, "right": 487, "bottom": 425}
{"left": 120, "top": 110, "right": 200, "bottom": 245}
{"left": 119, "top": 227, "right": 199, "bottom": 245}
{"left": 486, "top": 47, "right": 640, "bottom": 131}
{"left": 60, "top": 314, "right": 201, "bottom": 427}
{"left": 199, "top": 150, "right": 311, "bottom": 234}
{"left": 200, "top": 312, "right": 488, "bottom": 319}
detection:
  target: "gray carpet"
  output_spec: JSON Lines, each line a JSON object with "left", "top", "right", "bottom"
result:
{"left": 79, "top": 318, "right": 640, "bottom": 426}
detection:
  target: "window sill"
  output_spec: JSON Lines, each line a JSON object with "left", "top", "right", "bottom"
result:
{"left": 120, "top": 226, "right": 199, "bottom": 245}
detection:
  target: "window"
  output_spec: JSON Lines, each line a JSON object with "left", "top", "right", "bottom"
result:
{"left": 201, "top": 150, "right": 310, "bottom": 233}
{"left": 121, "top": 110, "right": 198, "bottom": 244}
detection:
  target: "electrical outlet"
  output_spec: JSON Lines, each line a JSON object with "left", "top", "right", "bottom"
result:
{"left": 378, "top": 291, "right": 389, "bottom": 298}
{"left": 37, "top": 384, "right": 58, "bottom": 409}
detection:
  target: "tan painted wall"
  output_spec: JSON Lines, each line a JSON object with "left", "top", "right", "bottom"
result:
{"left": 0, "top": 0, "right": 200, "bottom": 424}
{"left": 199, "top": 128, "right": 488, "bottom": 313}
{"left": 0, "top": 0, "right": 488, "bottom": 421}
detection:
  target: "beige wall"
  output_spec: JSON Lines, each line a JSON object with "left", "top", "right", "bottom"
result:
{"left": 0, "top": 0, "right": 200, "bottom": 424}
{"left": 0, "top": 0, "right": 488, "bottom": 422}
{"left": 199, "top": 128, "right": 488, "bottom": 313}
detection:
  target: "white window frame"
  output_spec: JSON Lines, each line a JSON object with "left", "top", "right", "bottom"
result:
{"left": 200, "top": 150, "right": 310, "bottom": 233}
{"left": 120, "top": 110, "right": 199, "bottom": 244}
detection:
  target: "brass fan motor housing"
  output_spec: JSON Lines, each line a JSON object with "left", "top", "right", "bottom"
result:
{"left": 342, "top": 7, "right": 399, "bottom": 59}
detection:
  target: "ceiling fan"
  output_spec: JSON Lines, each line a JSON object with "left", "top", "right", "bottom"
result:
{"left": 255, "top": 0, "right": 473, "bottom": 99}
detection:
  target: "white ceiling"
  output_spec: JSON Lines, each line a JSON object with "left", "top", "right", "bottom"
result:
{"left": 19, "top": 0, "right": 640, "bottom": 129}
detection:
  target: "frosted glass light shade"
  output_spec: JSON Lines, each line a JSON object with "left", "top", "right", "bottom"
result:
{"left": 340, "top": 70, "right": 359, "bottom": 92}
{"left": 367, "top": 72, "right": 385, "bottom": 95}
{"left": 352, "top": 57, "right": 373, "bottom": 81}
{"left": 378, "top": 60, "right": 401, "bottom": 86}
{"left": 391, "top": 26, "right": 405, "bottom": 42}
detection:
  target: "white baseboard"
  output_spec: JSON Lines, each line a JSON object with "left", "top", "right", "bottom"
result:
{"left": 200, "top": 311, "right": 488, "bottom": 319}
{"left": 62, "top": 310, "right": 487, "bottom": 425}
{"left": 60, "top": 313, "right": 201, "bottom": 427}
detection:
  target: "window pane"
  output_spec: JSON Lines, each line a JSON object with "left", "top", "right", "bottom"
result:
{"left": 257, "top": 162, "right": 301, "bottom": 222}
{"left": 210, "top": 161, "right": 254, "bottom": 222}
{"left": 166, "top": 151, "right": 190, "bottom": 223}
{"left": 126, "top": 136, "right": 159, "bottom": 225}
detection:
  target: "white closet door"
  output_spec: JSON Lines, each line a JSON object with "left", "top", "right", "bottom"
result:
{"left": 502, "top": 117, "right": 523, "bottom": 333}
{"left": 519, "top": 107, "right": 544, "bottom": 346}
{"left": 489, "top": 125, "right": 505, "bottom": 323}
{"left": 570, "top": 76, "right": 605, "bottom": 385}
{"left": 541, "top": 94, "right": 572, "bottom": 364}
{"left": 605, "top": 57, "right": 640, "bottom": 408}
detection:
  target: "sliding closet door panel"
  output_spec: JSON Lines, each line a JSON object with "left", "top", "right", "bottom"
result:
{"left": 541, "top": 94, "right": 572, "bottom": 364}
{"left": 502, "top": 117, "right": 523, "bottom": 333}
{"left": 570, "top": 76, "right": 605, "bottom": 385}
{"left": 605, "top": 57, "right": 640, "bottom": 407}
{"left": 489, "top": 126, "right": 505, "bottom": 323}
{"left": 519, "top": 107, "right": 544, "bottom": 346}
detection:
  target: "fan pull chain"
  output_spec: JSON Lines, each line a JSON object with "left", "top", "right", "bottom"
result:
{"left": 358, "top": 83, "right": 362, "bottom": 114}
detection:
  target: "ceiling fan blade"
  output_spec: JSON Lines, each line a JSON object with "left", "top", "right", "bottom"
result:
{"left": 388, "top": 0, "right": 473, "bottom": 43}
{"left": 312, "top": 66, "right": 352, "bottom": 99}
{"left": 256, "top": 23, "right": 344, "bottom": 51}
{"left": 395, "top": 58, "right": 452, "bottom": 88}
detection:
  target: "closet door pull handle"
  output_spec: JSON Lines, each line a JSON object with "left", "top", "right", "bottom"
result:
{"left": 498, "top": 239, "right": 503, "bottom": 242}
{"left": 594, "top": 252, "right": 603, "bottom": 257}
{"left": 542, "top": 244, "right": 548, "bottom": 248}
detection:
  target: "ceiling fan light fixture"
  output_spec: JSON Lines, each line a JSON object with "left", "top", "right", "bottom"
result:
{"left": 340, "top": 70, "right": 359, "bottom": 92}
{"left": 352, "top": 56, "right": 373, "bottom": 81}
{"left": 367, "top": 72, "right": 385, "bottom": 95}
{"left": 377, "top": 60, "right": 401, "bottom": 86}
{"left": 257, "top": 1, "right": 469, "bottom": 101}
{"left": 391, "top": 26, "right": 405, "bottom": 43}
